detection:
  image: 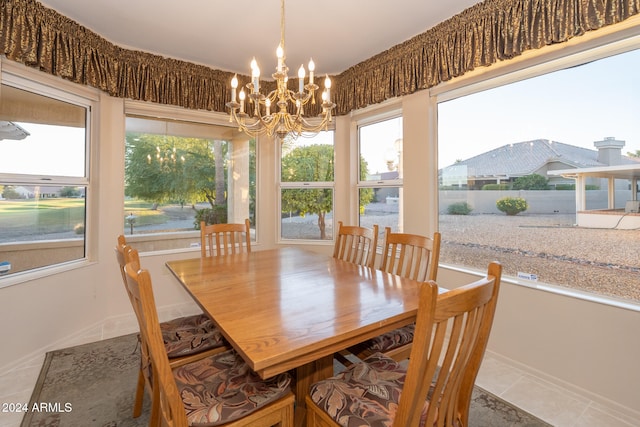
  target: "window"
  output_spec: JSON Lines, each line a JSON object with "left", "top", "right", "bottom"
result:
{"left": 280, "top": 131, "right": 334, "bottom": 241}
{"left": 437, "top": 44, "right": 640, "bottom": 304}
{"left": 124, "top": 116, "right": 256, "bottom": 250}
{"left": 0, "top": 82, "right": 90, "bottom": 279}
{"left": 358, "top": 116, "right": 403, "bottom": 234}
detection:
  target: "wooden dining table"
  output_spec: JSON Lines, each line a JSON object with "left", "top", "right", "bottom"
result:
{"left": 165, "top": 247, "right": 433, "bottom": 425}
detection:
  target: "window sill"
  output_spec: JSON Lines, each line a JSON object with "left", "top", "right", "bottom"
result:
{"left": 439, "top": 262, "right": 640, "bottom": 313}
{"left": 0, "top": 259, "right": 95, "bottom": 290}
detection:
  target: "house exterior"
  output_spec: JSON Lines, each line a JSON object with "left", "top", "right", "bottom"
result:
{"left": 440, "top": 137, "right": 639, "bottom": 190}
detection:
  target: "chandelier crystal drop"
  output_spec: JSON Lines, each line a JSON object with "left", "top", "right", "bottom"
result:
{"left": 226, "top": 0, "right": 336, "bottom": 140}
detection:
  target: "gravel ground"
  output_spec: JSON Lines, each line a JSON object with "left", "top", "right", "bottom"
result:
{"left": 14, "top": 205, "right": 635, "bottom": 303}
{"left": 438, "top": 213, "right": 640, "bottom": 303}
{"left": 281, "top": 210, "right": 640, "bottom": 302}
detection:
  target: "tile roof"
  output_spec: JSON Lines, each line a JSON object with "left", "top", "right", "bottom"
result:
{"left": 442, "top": 139, "right": 638, "bottom": 178}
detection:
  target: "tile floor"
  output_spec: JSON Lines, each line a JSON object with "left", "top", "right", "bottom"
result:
{"left": 1, "top": 324, "right": 639, "bottom": 427}
{"left": 476, "top": 354, "right": 640, "bottom": 427}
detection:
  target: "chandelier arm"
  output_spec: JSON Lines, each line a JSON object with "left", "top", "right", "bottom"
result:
{"left": 226, "top": 0, "right": 335, "bottom": 139}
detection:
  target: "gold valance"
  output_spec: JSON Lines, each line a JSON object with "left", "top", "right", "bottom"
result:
{"left": 1, "top": 0, "right": 638, "bottom": 116}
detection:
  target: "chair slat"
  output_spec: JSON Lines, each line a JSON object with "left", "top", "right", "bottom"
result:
{"left": 200, "top": 219, "right": 251, "bottom": 257}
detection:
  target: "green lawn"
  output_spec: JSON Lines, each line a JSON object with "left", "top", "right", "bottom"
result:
{"left": 123, "top": 201, "right": 170, "bottom": 226}
{"left": 0, "top": 198, "right": 86, "bottom": 232}
{"left": 0, "top": 199, "right": 181, "bottom": 239}
{"left": 0, "top": 197, "right": 206, "bottom": 243}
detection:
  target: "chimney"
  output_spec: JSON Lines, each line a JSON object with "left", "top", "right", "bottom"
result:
{"left": 594, "top": 137, "right": 625, "bottom": 166}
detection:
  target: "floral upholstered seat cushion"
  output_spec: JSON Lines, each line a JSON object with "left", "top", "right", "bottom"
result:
{"left": 308, "top": 352, "right": 429, "bottom": 427}
{"left": 365, "top": 323, "right": 415, "bottom": 352}
{"left": 160, "top": 313, "right": 227, "bottom": 358}
{"left": 174, "top": 350, "right": 292, "bottom": 426}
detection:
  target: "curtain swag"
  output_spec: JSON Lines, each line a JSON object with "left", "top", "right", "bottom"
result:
{"left": 1, "top": 0, "right": 638, "bottom": 116}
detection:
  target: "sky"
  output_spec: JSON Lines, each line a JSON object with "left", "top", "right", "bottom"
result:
{"left": 0, "top": 123, "right": 85, "bottom": 177}
{"left": 291, "top": 119, "right": 403, "bottom": 175}
{"left": 437, "top": 48, "right": 640, "bottom": 168}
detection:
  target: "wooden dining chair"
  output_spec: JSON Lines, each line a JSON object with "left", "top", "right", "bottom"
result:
{"left": 332, "top": 221, "right": 379, "bottom": 268}
{"left": 351, "top": 228, "right": 441, "bottom": 361}
{"left": 379, "top": 227, "right": 441, "bottom": 282}
{"left": 200, "top": 219, "right": 251, "bottom": 257}
{"left": 115, "top": 236, "right": 229, "bottom": 421}
{"left": 306, "top": 262, "right": 502, "bottom": 427}
{"left": 123, "top": 254, "right": 295, "bottom": 427}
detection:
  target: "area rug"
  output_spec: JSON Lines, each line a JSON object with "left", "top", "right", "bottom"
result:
{"left": 22, "top": 333, "right": 551, "bottom": 426}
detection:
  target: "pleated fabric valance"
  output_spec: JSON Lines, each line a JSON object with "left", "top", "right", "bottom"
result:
{"left": 1, "top": 0, "right": 638, "bottom": 116}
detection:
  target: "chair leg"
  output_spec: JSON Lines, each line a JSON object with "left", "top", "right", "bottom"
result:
{"left": 149, "top": 373, "right": 161, "bottom": 427}
{"left": 132, "top": 368, "right": 145, "bottom": 417}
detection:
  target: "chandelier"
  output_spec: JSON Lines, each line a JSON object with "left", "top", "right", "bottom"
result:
{"left": 226, "top": 0, "right": 336, "bottom": 140}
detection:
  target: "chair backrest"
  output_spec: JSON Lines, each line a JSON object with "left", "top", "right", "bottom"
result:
{"left": 124, "top": 253, "right": 190, "bottom": 427}
{"left": 115, "top": 234, "right": 128, "bottom": 285}
{"left": 200, "top": 219, "right": 251, "bottom": 257}
{"left": 115, "top": 235, "right": 142, "bottom": 317}
{"left": 393, "top": 261, "right": 502, "bottom": 427}
{"left": 379, "top": 228, "right": 441, "bottom": 282}
{"left": 333, "top": 221, "right": 379, "bottom": 268}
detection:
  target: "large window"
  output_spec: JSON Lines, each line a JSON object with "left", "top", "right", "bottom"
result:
{"left": 280, "top": 131, "right": 334, "bottom": 241}
{"left": 437, "top": 45, "right": 640, "bottom": 304}
{"left": 0, "top": 82, "right": 90, "bottom": 279}
{"left": 124, "top": 116, "right": 255, "bottom": 249}
{"left": 358, "top": 116, "right": 403, "bottom": 234}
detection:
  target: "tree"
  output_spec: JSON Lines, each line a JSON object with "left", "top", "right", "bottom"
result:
{"left": 281, "top": 144, "right": 333, "bottom": 239}
{"left": 512, "top": 174, "right": 549, "bottom": 190}
{"left": 214, "top": 140, "right": 225, "bottom": 207}
{"left": 2, "top": 186, "right": 22, "bottom": 200}
{"left": 124, "top": 134, "right": 227, "bottom": 209}
{"left": 281, "top": 144, "right": 373, "bottom": 239}
{"left": 59, "top": 186, "right": 80, "bottom": 197}
{"left": 627, "top": 150, "right": 640, "bottom": 158}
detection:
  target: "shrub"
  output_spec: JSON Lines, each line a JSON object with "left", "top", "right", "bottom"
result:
{"left": 447, "top": 201, "right": 473, "bottom": 215}
{"left": 555, "top": 184, "right": 575, "bottom": 190}
{"left": 439, "top": 185, "right": 466, "bottom": 190}
{"left": 496, "top": 197, "right": 528, "bottom": 215}
{"left": 513, "top": 174, "right": 549, "bottom": 190}
{"left": 482, "top": 183, "right": 510, "bottom": 190}
{"left": 194, "top": 205, "right": 228, "bottom": 229}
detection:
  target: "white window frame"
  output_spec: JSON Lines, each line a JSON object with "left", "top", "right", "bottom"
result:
{"left": 123, "top": 100, "right": 254, "bottom": 251}
{"left": 356, "top": 112, "right": 404, "bottom": 231}
{"left": 432, "top": 31, "right": 640, "bottom": 310}
{"left": 277, "top": 131, "right": 336, "bottom": 244}
{"left": 0, "top": 60, "right": 98, "bottom": 288}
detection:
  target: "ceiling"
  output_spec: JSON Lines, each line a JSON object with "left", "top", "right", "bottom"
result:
{"left": 38, "top": 0, "right": 483, "bottom": 77}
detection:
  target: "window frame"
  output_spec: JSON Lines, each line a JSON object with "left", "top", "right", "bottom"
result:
{"left": 0, "top": 60, "right": 98, "bottom": 288}
{"left": 433, "top": 33, "right": 640, "bottom": 309}
{"left": 123, "top": 100, "right": 255, "bottom": 252}
{"left": 277, "top": 131, "right": 336, "bottom": 244}
{"left": 356, "top": 112, "right": 404, "bottom": 232}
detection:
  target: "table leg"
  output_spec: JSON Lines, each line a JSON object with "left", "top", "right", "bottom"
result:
{"left": 294, "top": 355, "right": 334, "bottom": 427}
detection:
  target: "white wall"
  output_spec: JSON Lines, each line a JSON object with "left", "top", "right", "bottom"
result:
{"left": 439, "top": 265, "right": 640, "bottom": 416}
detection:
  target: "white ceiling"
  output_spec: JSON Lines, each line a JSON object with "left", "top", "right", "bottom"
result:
{"left": 39, "top": 0, "right": 483, "bottom": 76}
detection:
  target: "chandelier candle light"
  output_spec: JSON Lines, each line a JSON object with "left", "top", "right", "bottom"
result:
{"left": 226, "top": 0, "right": 335, "bottom": 139}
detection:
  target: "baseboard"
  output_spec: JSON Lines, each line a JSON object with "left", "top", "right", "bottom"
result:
{"left": 0, "top": 301, "right": 200, "bottom": 376}
{"left": 0, "top": 320, "right": 104, "bottom": 376}
{"left": 485, "top": 349, "right": 640, "bottom": 425}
